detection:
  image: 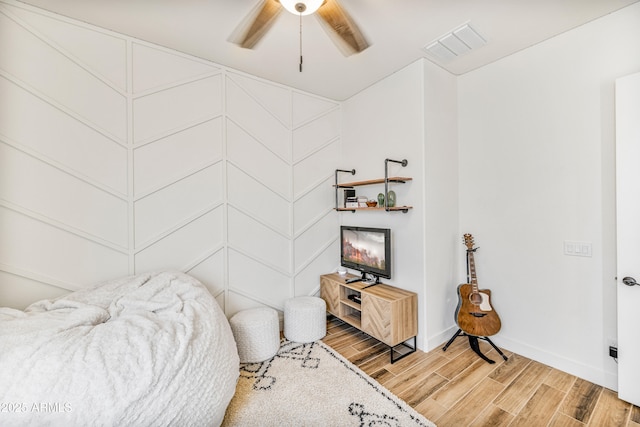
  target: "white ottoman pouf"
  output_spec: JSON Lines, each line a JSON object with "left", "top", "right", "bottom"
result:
{"left": 229, "top": 307, "right": 280, "bottom": 363}
{"left": 284, "top": 296, "right": 327, "bottom": 343}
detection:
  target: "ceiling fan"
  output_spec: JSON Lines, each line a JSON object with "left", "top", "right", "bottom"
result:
{"left": 230, "top": 0, "right": 369, "bottom": 57}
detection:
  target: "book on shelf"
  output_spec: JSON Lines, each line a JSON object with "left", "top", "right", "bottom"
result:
{"left": 345, "top": 196, "right": 358, "bottom": 208}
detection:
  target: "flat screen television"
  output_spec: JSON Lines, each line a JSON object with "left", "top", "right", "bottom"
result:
{"left": 340, "top": 226, "right": 391, "bottom": 284}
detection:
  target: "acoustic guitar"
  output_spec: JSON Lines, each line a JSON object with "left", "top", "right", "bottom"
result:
{"left": 455, "top": 234, "right": 501, "bottom": 337}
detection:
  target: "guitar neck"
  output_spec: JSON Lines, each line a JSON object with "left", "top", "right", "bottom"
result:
{"left": 468, "top": 250, "right": 479, "bottom": 293}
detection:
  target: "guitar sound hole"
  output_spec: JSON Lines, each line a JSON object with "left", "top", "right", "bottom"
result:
{"left": 469, "top": 293, "right": 483, "bottom": 306}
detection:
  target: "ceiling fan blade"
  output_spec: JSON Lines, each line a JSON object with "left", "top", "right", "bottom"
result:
{"left": 316, "top": 0, "right": 369, "bottom": 56}
{"left": 229, "top": 0, "right": 283, "bottom": 49}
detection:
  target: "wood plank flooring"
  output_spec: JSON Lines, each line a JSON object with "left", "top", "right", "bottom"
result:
{"left": 321, "top": 318, "right": 640, "bottom": 427}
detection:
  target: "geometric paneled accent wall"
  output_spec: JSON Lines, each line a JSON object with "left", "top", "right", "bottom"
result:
{"left": 225, "top": 73, "right": 340, "bottom": 314}
{"left": 0, "top": 0, "right": 339, "bottom": 315}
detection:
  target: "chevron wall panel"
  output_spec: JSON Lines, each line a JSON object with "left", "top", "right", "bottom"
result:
{"left": 0, "top": 74, "right": 128, "bottom": 195}
{"left": 129, "top": 44, "right": 225, "bottom": 304}
{"left": 4, "top": 4, "right": 128, "bottom": 91}
{"left": 227, "top": 73, "right": 292, "bottom": 127}
{"left": 132, "top": 44, "right": 219, "bottom": 94}
{"left": 134, "top": 208, "right": 224, "bottom": 273}
{"left": 0, "top": 3, "right": 130, "bottom": 307}
{"left": 134, "top": 164, "right": 223, "bottom": 248}
{"left": 226, "top": 75, "right": 291, "bottom": 161}
{"left": 227, "top": 207, "right": 291, "bottom": 273}
{"left": 0, "top": 206, "right": 129, "bottom": 289}
{"left": 133, "top": 75, "right": 222, "bottom": 144}
{"left": 133, "top": 118, "right": 223, "bottom": 198}
{"left": 187, "top": 249, "right": 225, "bottom": 297}
{"left": 294, "top": 212, "right": 338, "bottom": 272}
{"left": 293, "top": 177, "right": 334, "bottom": 235}
{"left": 293, "top": 109, "right": 340, "bottom": 162}
{"left": 294, "top": 141, "right": 340, "bottom": 199}
{"left": 292, "top": 92, "right": 339, "bottom": 127}
{"left": 227, "top": 120, "right": 290, "bottom": 199}
{"left": 0, "top": 0, "right": 340, "bottom": 315}
{"left": 295, "top": 242, "right": 339, "bottom": 296}
{"left": 0, "top": 270, "right": 70, "bottom": 308}
{"left": 0, "top": 142, "right": 128, "bottom": 247}
{"left": 0, "top": 8, "right": 127, "bottom": 142}
{"left": 227, "top": 164, "right": 290, "bottom": 236}
{"left": 228, "top": 249, "right": 291, "bottom": 307}
{"left": 225, "top": 71, "right": 340, "bottom": 312}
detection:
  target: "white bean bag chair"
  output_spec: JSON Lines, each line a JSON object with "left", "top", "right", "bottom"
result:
{"left": 0, "top": 271, "right": 239, "bottom": 427}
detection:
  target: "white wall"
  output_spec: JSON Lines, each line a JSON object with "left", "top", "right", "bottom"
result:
{"left": 422, "top": 60, "right": 459, "bottom": 350}
{"left": 0, "top": 0, "right": 340, "bottom": 316}
{"left": 458, "top": 2, "right": 640, "bottom": 389}
{"left": 341, "top": 59, "right": 458, "bottom": 350}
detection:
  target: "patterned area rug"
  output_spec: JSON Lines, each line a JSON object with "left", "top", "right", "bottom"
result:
{"left": 222, "top": 339, "right": 436, "bottom": 426}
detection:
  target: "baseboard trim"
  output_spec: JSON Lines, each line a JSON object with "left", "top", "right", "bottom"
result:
{"left": 426, "top": 327, "right": 618, "bottom": 392}
{"left": 490, "top": 335, "right": 618, "bottom": 391}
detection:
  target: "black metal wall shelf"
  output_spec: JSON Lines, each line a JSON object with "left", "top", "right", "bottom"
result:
{"left": 334, "top": 159, "right": 412, "bottom": 213}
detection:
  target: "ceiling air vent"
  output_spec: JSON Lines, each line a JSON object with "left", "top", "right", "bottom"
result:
{"left": 423, "top": 23, "right": 486, "bottom": 61}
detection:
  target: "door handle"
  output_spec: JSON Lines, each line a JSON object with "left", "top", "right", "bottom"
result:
{"left": 622, "top": 276, "right": 639, "bottom": 287}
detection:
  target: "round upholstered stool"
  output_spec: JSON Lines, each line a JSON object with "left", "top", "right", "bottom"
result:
{"left": 284, "top": 296, "right": 327, "bottom": 343}
{"left": 229, "top": 307, "right": 280, "bottom": 363}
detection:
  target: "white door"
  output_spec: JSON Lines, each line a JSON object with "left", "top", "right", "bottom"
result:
{"left": 616, "top": 72, "right": 640, "bottom": 406}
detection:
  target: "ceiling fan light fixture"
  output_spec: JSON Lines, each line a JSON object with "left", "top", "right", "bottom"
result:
{"left": 280, "top": 0, "right": 324, "bottom": 16}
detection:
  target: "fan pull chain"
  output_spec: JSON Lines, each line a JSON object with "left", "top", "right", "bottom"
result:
{"left": 299, "top": 12, "right": 303, "bottom": 72}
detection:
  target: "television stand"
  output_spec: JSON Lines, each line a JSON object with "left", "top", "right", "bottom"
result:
{"left": 345, "top": 273, "right": 381, "bottom": 288}
{"left": 362, "top": 280, "right": 380, "bottom": 289}
{"left": 321, "top": 273, "right": 417, "bottom": 363}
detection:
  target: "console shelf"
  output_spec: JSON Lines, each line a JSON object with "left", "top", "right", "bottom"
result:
{"left": 320, "top": 273, "right": 418, "bottom": 363}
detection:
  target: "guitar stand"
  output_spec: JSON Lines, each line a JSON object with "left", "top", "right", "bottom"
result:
{"left": 443, "top": 243, "right": 508, "bottom": 364}
{"left": 442, "top": 328, "right": 508, "bottom": 364}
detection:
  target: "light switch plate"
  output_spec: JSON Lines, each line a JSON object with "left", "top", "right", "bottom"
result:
{"left": 564, "top": 241, "right": 592, "bottom": 257}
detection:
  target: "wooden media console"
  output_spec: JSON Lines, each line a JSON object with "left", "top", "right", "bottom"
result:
{"left": 320, "top": 273, "right": 418, "bottom": 362}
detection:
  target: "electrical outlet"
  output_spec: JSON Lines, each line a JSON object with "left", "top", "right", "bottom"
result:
{"left": 609, "top": 346, "right": 618, "bottom": 359}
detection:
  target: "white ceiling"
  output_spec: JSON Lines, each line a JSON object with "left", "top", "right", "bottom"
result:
{"left": 14, "top": 0, "right": 640, "bottom": 100}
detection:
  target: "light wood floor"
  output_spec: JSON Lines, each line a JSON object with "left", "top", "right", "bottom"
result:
{"left": 322, "top": 317, "right": 640, "bottom": 427}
